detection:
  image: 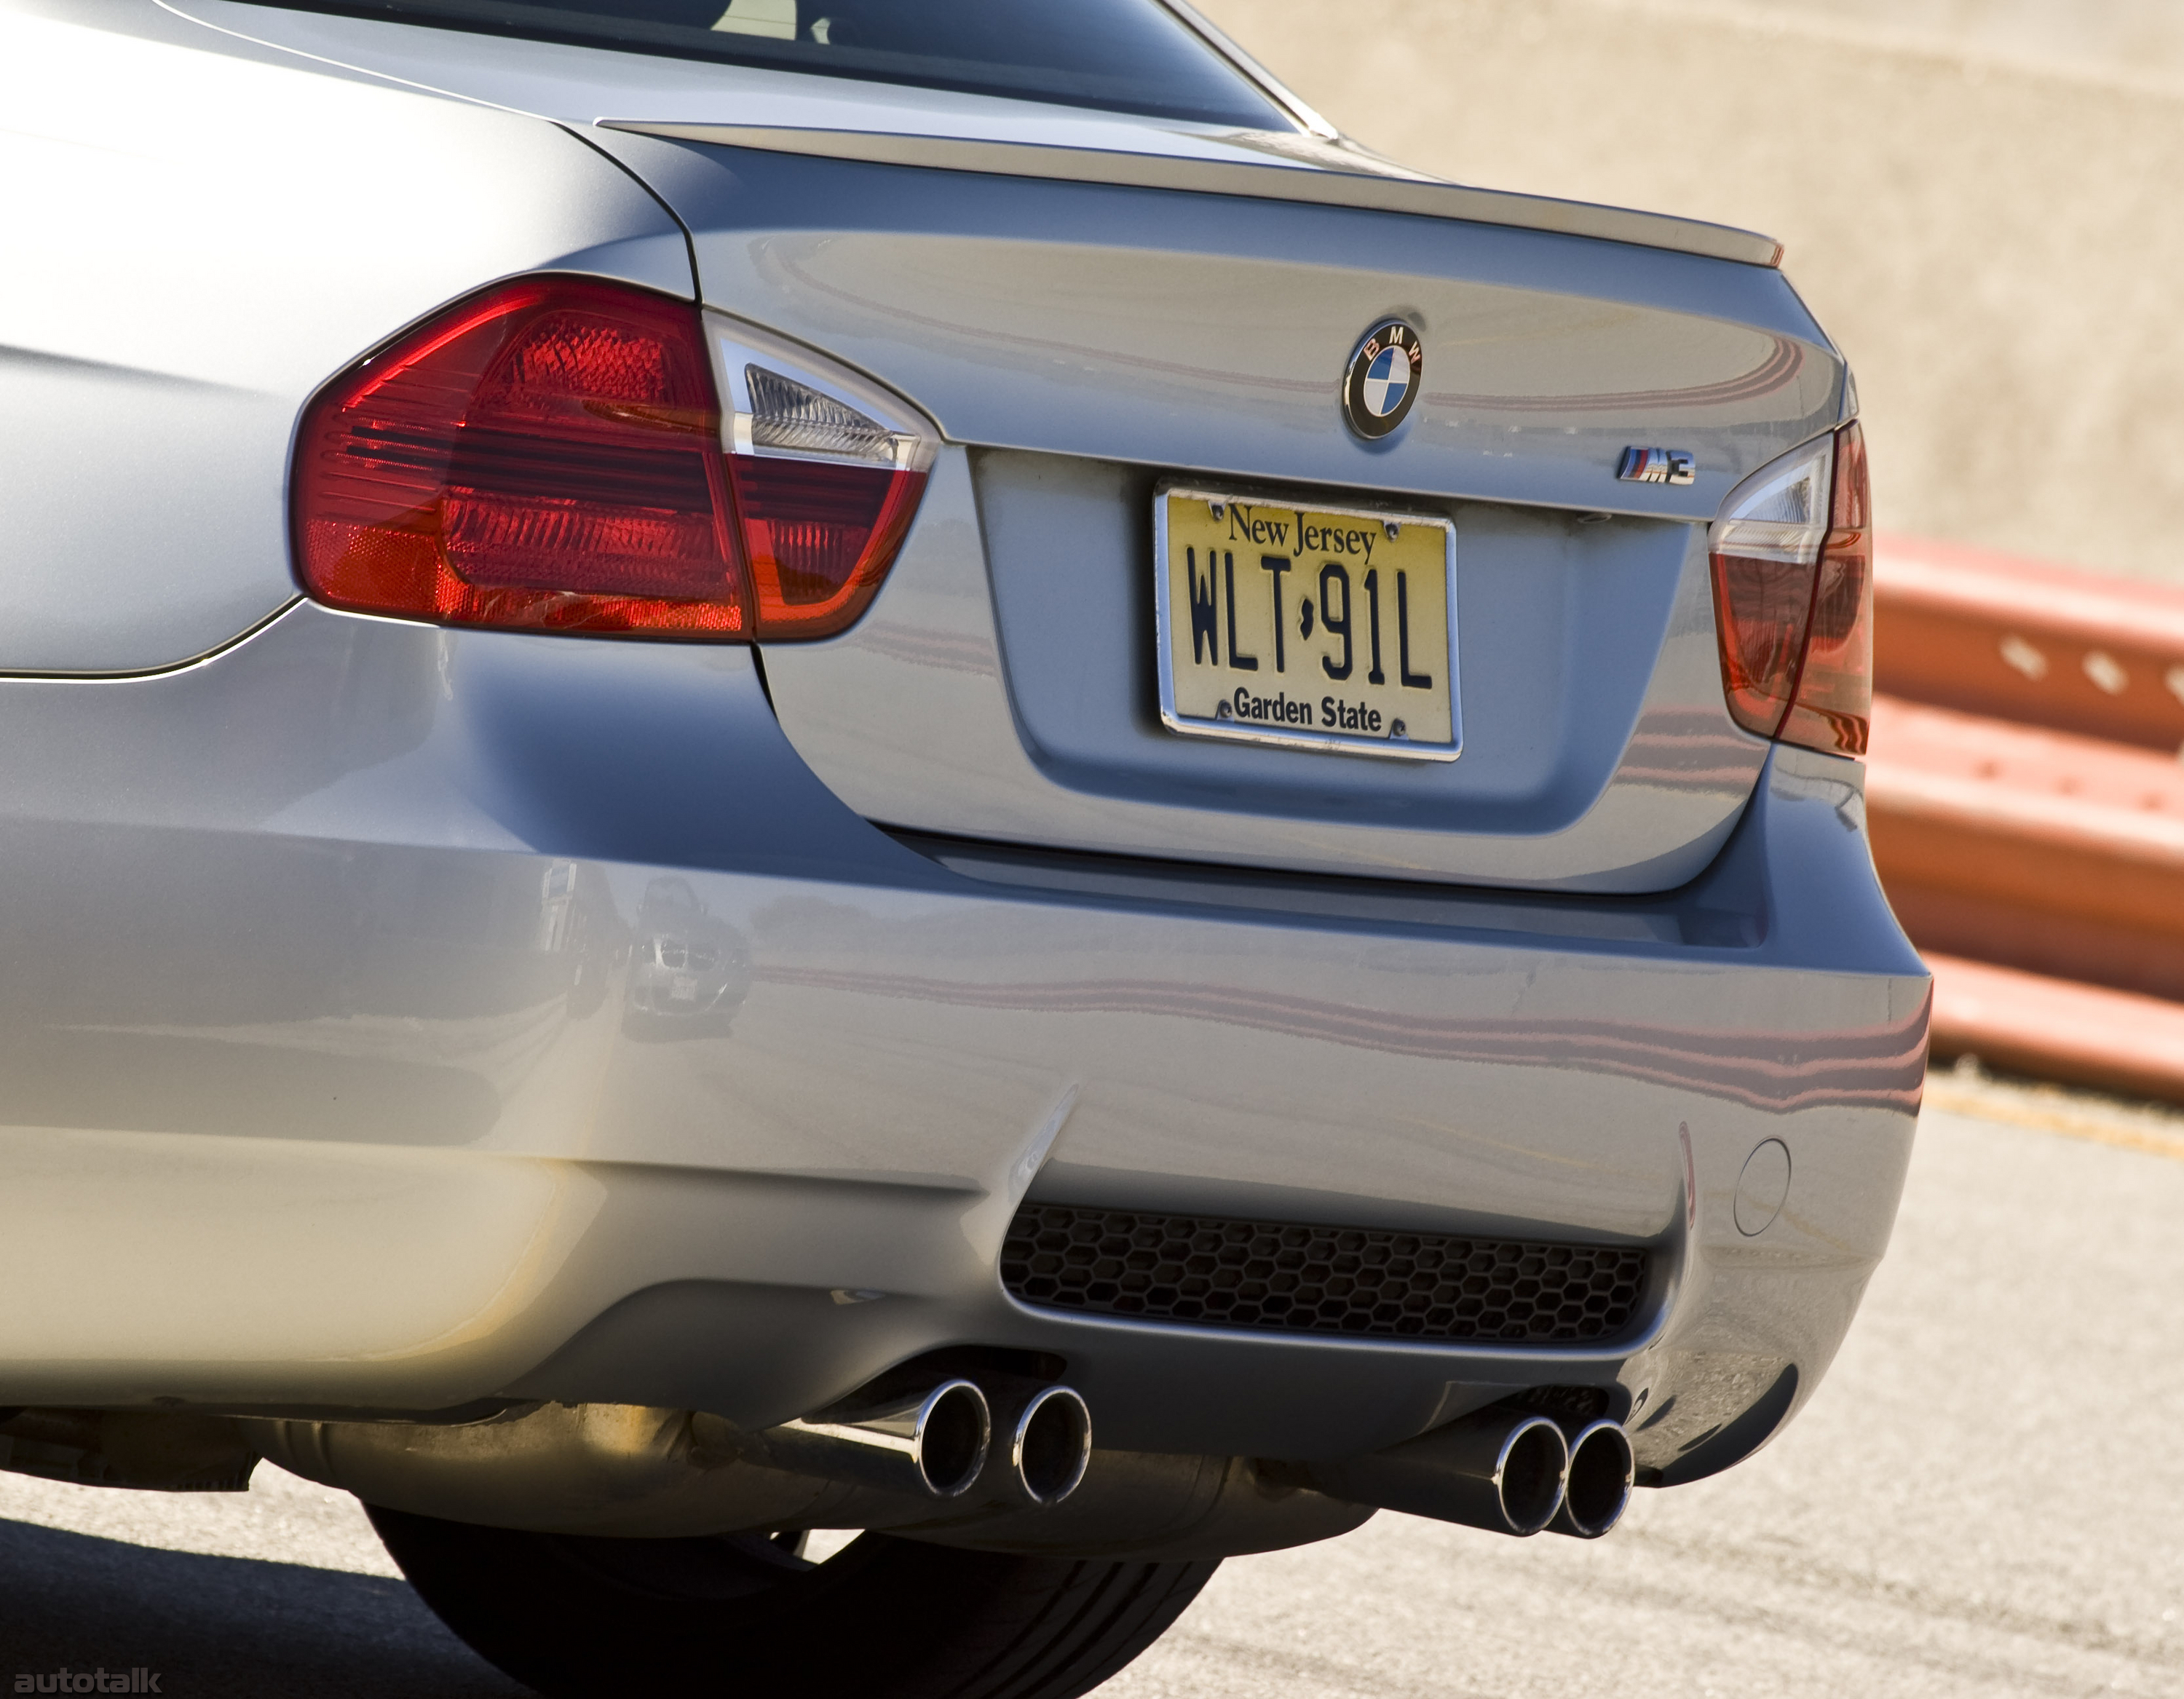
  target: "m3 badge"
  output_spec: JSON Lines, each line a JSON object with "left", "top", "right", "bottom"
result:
{"left": 1618, "top": 446, "right": 1697, "bottom": 485}
{"left": 1342, "top": 320, "right": 1423, "bottom": 440}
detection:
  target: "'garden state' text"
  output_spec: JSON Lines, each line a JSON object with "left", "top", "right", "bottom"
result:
{"left": 1230, "top": 687, "right": 1385, "bottom": 733}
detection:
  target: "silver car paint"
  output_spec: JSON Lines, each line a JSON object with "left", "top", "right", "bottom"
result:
{"left": 174, "top": 0, "right": 1779, "bottom": 265}
{"left": 0, "top": 0, "right": 689, "bottom": 673}
{"left": 762, "top": 446, "right": 1765, "bottom": 892}
{"left": 539, "top": 124, "right": 1831, "bottom": 889}
{"left": 0, "top": 601, "right": 1920, "bottom": 1473}
{"left": 575, "top": 130, "right": 1837, "bottom": 888}
{"left": 593, "top": 130, "right": 1838, "bottom": 525}
{"left": 0, "top": 1, "right": 1926, "bottom": 1502}
{"left": 171, "top": 0, "right": 1325, "bottom": 151}
{"left": 158, "top": 0, "right": 1829, "bottom": 522}
{"left": 609, "top": 124, "right": 1783, "bottom": 268}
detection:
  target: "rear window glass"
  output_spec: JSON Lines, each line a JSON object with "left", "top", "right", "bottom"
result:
{"left": 260, "top": 0, "right": 1291, "bottom": 127}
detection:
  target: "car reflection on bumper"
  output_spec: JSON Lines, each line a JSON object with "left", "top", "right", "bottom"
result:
{"left": 623, "top": 876, "right": 753, "bottom": 1039}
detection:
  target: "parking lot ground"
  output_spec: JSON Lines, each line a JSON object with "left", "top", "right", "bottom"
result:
{"left": 4, "top": 1093, "right": 2181, "bottom": 1698}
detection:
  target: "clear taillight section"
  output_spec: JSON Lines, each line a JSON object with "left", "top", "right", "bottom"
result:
{"left": 712, "top": 331, "right": 936, "bottom": 638}
{"left": 1708, "top": 421, "right": 1872, "bottom": 756}
{"left": 293, "top": 275, "right": 934, "bottom": 641}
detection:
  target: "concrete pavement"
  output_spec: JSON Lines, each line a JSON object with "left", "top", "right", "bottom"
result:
{"left": 2, "top": 1098, "right": 2179, "bottom": 1696}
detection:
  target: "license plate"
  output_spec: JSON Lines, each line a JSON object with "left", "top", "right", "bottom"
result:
{"left": 670, "top": 975, "right": 699, "bottom": 1001}
{"left": 1155, "top": 486, "right": 1459, "bottom": 761}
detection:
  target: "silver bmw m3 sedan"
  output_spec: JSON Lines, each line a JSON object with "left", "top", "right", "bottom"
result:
{"left": 0, "top": 0, "right": 1927, "bottom": 1691}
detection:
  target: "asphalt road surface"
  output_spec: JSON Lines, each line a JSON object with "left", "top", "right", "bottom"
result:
{"left": 4, "top": 1091, "right": 2180, "bottom": 1698}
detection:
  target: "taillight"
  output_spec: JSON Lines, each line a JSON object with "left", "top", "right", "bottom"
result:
{"left": 711, "top": 323, "right": 937, "bottom": 639}
{"left": 1708, "top": 421, "right": 1872, "bottom": 757}
{"left": 1777, "top": 423, "right": 1871, "bottom": 756}
{"left": 293, "top": 276, "right": 934, "bottom": 641}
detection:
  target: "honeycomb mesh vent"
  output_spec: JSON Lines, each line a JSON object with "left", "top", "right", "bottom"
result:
{"left": 1000, "top": 1204, "right": 1647, "bottom": 1344}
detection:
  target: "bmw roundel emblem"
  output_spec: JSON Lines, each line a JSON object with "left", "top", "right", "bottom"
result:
{"left": 1342, "top": 320, "right": 1423, "bottom": 440}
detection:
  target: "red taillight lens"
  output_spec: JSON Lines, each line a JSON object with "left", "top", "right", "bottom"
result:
{"left": 1776, "top": 422, "right": 1872, "bottom": 756}
{"left": 728, "top": 456, "right": 927, "bottom": 638}
{"left": 296, "top": 277, "right": 747, "bottom": 636}
{"left": 1708, "top": 421, "right": 1872, "bottom": 756}
{"left": 294, "top": 277, "right": 932, "bottom": 642}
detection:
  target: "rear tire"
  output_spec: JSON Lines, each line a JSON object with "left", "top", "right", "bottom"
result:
{"left": 367, "top": 1506, "right": 1219, "bottom": 1699}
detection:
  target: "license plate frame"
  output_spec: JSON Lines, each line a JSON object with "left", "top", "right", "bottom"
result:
{"left": 1152, "top": 484, "right": 1460, "bottom": 761}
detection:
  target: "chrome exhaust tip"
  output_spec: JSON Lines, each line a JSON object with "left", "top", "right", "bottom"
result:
{"left": 1291, "top": 1409, "right": 1570, "bottom": 1537}
{"left": 761, "top": 1377, "right": 992, "bottom": 1499}
{"left": 1010, "top": 1385, "right": 1092, "bottom": 1506}
{"left": 1547, "top": 1419, "right": 1634, "bottom": 1539}
{"left": 1481, "top": 1414, "right": 1571, "bottom": 1537}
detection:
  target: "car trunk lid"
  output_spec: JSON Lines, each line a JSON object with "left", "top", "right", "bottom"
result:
{"left": 155, "top": 4, "right": 1835, "bottom": 892}
{"left": 601, "top": 130, "right": 1835, "bottom": 892}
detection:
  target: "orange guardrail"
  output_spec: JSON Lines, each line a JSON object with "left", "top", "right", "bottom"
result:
{"left": 1874, "top": 535, "right": 2184, "bottom": 749}
{"left": 1869, "top": 536, "right": 2184, "bottom": 1101}
{"left": 1920, "top": 953, "right": 2184, "bottom": 1104}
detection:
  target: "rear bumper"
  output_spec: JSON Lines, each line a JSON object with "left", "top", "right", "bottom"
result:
{"left": 0, "top": 606, "right": 1925, "bottom": 1478}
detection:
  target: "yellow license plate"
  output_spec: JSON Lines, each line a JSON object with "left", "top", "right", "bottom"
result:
{"left": 1155, "top": 487, "right": 1459, "bottom": 760}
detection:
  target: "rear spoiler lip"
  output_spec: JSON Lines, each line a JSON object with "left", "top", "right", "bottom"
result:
{"left": 598, "top": 121, "right": 1786, "bottom": 270}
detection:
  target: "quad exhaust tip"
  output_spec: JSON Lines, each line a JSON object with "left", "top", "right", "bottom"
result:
{"left": 756, "top": 1373, "right": 1095, "bottom": 1508}
{"left": 1285, "top": 1408, "right": 1568, "bottom": 1537}
{"left": 763, "top": 1376, "right": 993, "bottom": 1499}
{"left": 1286, "top": 1408, "right": 1635, "bottom": 1540}
{"left": 1482, "top": 1414, "right": 1571, "bottom": 1537}
{"left": 1010, "top": 1385, "right": 1092, "bottom": 1506}
{"left": 907, "top": 1379, "right": 995, "bottom": 1498}
{"left": 1548, "top": 1419, "right": 1636, "bottom": 1540}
